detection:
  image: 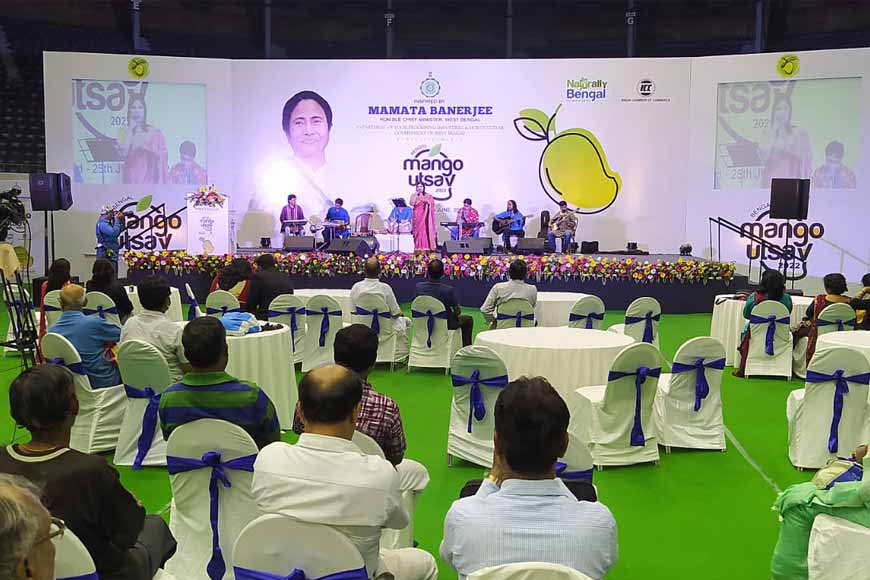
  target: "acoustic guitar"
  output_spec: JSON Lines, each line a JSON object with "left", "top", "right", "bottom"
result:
{"left": 492, "top": 214, "right": 527, "bottom": 235}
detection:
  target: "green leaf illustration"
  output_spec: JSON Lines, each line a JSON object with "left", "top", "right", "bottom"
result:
{"left": 136, "top": 195, "right": 153, "bottom": 212}
{"left": 519, "top": 109, "right": 550, "bottom": 133}
{"left": 428, "top": 144, "right": 441, "bottom": 157}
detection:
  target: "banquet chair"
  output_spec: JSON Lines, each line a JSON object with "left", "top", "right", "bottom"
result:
{"left": 353, "top": 292, "right": 409, "bottom": 371}
{"left": 745, "top": 300, "right": 792, "bottom": 379}
{"left": 232, "top": 515, "right": 366, "bottom": 580}
{"left": 42, "top": 332, "right": 126, "bottom": 454}
{"left": 495, "top": 298, "right": 536, "bottom": 329}
{"left": 114, "top": 340, "right": 173, "bottom": 469}
{"left": 807, "top": 514, "right": 870, "bottom": 580}
{"left": 573, "top": 342, "right": 662, "bottom": 467}
{"left": 302, "top": 294, "right": 343, "bottom": 372}
{"left": 568, "top": 295, "right": 606, "bottom": 329}
{"left": 164, "top": 419, "right": 260, "bottom": 580}
{"left": 794, "top": 303, "right": 857, "bottom": 379}
{"left": 266, "top": 294, "right": 307, "bottom": 364}
{"left": 83, "top": 290, "right": 122, "bottom": 326}
{"left": 42, "top": 288, "right": 63, "bottom": 327}
{"left": 608, "top": 296, "right": 661, "bottom": 347}
{"left": 52, "top": 525, "right": 97, "bottom": 580}
{"left": 447, "top": 345, "right": 509, "bottom": 468}
{"left": 205, "top": 290, "right": 241, "bottom": 318}
{"left": 653, "top": 336, "right": 727, "bottom": 452}
{"left": 786, "top": 346, "right": 870, "bottom": 470}
{"left": 469, "top": 562, "right": 594, "bottom": 580}
{"left": 408, "top": 295, "right": 460, "bottom": 373}
{"left": 185, "top": 282, "right": 204, "bottom": 320}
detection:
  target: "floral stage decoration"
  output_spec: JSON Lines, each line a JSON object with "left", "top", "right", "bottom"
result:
{"left": 125, "top": 250, "right": 736, "bottom": 285}
{"left": 186, "top": 185, "right": 226, "bottom": 208}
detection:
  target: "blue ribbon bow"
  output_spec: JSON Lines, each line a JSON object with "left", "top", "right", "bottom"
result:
{"left": 306, "top": 307, "right": 342, "bottom": 348}
{"left": 749, "top": 314, "right": 790, "bottom": 355}
{"left": 123, "top": 385, "right": 161, "bottom": 470}
{"left": 496, "top": 310, "right": 535, "bottom": 328}
{"left": 670, "top": 357, "right": 726, "bottom": 412}
{"left": 268, "top": 306, "right": 304, "bottom": 347}
{"left": 555, "top": 461, "right": 594, "bottom": 482}
{"left": 805, "top": 369, "right": 870, "bottom": 453}
{"left": 188, "top": 297, "right": 200, "bottom": 321}
{"left": 624, "top": 311, "right": 660, "bottom": 344}
{"left": 817, "top": 318, "right": 857, "bottom": 332}
{"left": 355, "top": 306, "right": 391, "bottom": 335}
{"left": 233, "top": 565, "right": 369, "bottom": 580}
{"left": 206, "top": 305, "right": 241, "bottom": 316}
{"left": 45, "top": 357, "right": 86, "bottom": 376}
{"left": 569, "top": 311, "right": 604, "bottom": 329}
{"left": 608, "top": 366, "right": 662, "bottom": 446}
{"left": 167, "top": 451, "right": 258, "bottom": 580}
{"left": 451, "top": 370, "right": 509, "bottom": 433}
{"left": 411, "top": 309, "right": 448, "bottom": 348}
{"left": 83, "top": 304, "right": 118, "bottom": 319}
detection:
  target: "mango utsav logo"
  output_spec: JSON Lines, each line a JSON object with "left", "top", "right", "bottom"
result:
{"left": 514, "top": 104, "right": 621, "bottom": 214}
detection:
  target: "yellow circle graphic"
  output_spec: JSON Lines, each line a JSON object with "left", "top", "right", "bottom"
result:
{"left": 777, "top": 54, "right": 800, "bottom": 78}
{"left": 128, "top": 57, "right": 149, "bottom": 79}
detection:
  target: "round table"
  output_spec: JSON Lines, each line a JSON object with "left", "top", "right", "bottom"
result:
{"left": 534, "top": 292, "right": 590, "bottom": 327}
{"left": 710, "top": 293, "right": 813, "bottom": 366}
{"left": 817, "top": 331, "right": 870, "bottom": 361}
{"left": 294, "top": 289, "right": 352, "bottom": 324}
{"left": 475, "top": 327, "right": 634, "bottom": 401}
{"left": 127, "top": 286, "right": 183, "bottom": 322}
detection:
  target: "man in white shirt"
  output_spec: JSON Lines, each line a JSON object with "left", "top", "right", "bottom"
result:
{"left": 350, "top": 257, "right": 411, "bottom": 337}
{"left": 441, "top": 376, "right": 618, "bottom": 579}
{"left": 252, "top": 365, "right": 437, "bottom": 580}
{"left": 119, "top": 276, "right": 190, "bottom": 383}
{"left": 480, "top": 259, "right": 538, "bottom": 326}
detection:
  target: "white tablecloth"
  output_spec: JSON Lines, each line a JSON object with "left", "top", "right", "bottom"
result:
{"left": 817, "top": 331, "right": 870, "bottom": 362}
{"left": 127, "top": 286, "right": 183, "bottom": 322}
{"left": 374, "top": 233, "right": 415, "bottom": 253}
{"left": 475, "top": 327, "right": 634, "bottom": 401}
{"left": 710, "top": 293, "right": 813, "bottom": 366}
{"left": 534, "top": 292, "right": 590, "bottom": 327}
{"left": 294, "top": 289, "right": 353, "bottom": 323}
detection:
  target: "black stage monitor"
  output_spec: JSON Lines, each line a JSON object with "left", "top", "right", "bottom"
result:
{"left": 444, "top": 239, "right": 492, "bottom": 255}
{"left": 283, "top": 236, "right": 316, "bottom": 251}
{"left": 326, "top": 238, "right": 372, "bottom": 256}
{"left": 29, "top": 173, "right": 72, "bottom": 211}
{"left": 515, "top": 238, "right": 546, "bottom": 255}
{"left": 770, "top": 178, "right": 810, "bottom": 220}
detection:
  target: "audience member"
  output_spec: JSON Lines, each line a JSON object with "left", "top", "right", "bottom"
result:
{"left": 47, "top": 284, "right": 121, "bottom": 388}
{"left": 85, "top": 257, "right": 134, "bottom": 322}
{"left": 253, "top": 365, "right": 438, "bottom": 580}
{"left": 441, "top": 377, "right": 617, "bottom": 579}
{"left": 120, "top": 275, "right": 190, "bottom": 382}
{"left": 0, "top": 365, "right": 176, "bottom": 580}
{"left": 350, "top": 257, "right": 411, "bottom": 337}
{"left": 157, "top": 316, "right": 279, "bottom": 449}
{"left": 799, "top": 272, "right": 851, "bottom": 363}
{"left": 850, "top": 273, "right": 870, "bottom": 330}
{"left": 733, "top": 269, "right": 793, "bottom": 378}
{"left": 415, "top": 259, "right": 474, "bottom": 347}
{"left": 480, "top": 259, "right": 537, "bottom": 326}
{"left": 209, "top": 258, "right": 254, "bottom": 307}
{"left": 245, "top": 253, "right": 294, "bottom": 321}
{"left": 39, "top": 258, "right": 71, "bottom": 341}
{"left": 0, "top": 474, "right": 55, "bottom": 580}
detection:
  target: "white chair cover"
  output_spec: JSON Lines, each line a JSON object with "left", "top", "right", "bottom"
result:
{"left": 573, "top": 342, "right": 662, "bottom": 467}
{"left": 653, "top": 336, "right": 727, "bottom": 451}
{"left": 609, "top": 297, "right": 661, "bottom": 347}
{"left": 43, "top": 289, "right": 63, "bottom": 327}
{"left": 568, "top": 295, "right": 606, "bottom": 330}
{"left": 301, "top": 294, "right": 343, "bottom": 372}
{"left": 205, "top": 290, "right": 241, "bottom": 318}
{"left": 786, "top": 346, "right": 870, "bottom": 469}
{"left": 353, "top": 292, "right": 408, "bottom": 370}
{"left": 408, "top": 295, "right": 460, "bottom": 372}
{"left": 495, "top": 298, "right": 536, "bottom": 329}
{"left": 447, "top": 346, "right": 509, "bottom": 468}
{"left": 83, "top": 290, "right": 122, "bottom": 326}
{"left": 115, "top": 340, "right": 173, "bottom": 468}
{"left": 232, "top": 514, "right": 366, "bottom": 580}
{"left": 795, "top": 303, "right": 859, "bottom": 379}
{"left": 746, "top": 300, "right": 792, "bottom": 379}
{"left": 352, "top": 430, "right": 385, "bottom": 458}
{"left": 185, "top": 282, "right": 204, "bottom": 320}
{"left": 42, "top": 332, "right": 125, "bottom": 454}
{"left": 266, "top": 294, "right": 307, "bottom": 364}
{"left": 469, "top": 562, "right": 594, "bottom": 580}
{"left": 164, "top": 419, "right": 260, "bottom": 580}
{"left": 808, "top": 514, "right": 870, "bottom": 580}
{"left": 53, "top": 525, "right": 98, "bottom": 580}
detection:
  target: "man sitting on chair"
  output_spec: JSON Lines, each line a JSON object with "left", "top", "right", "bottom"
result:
{"left": 158, "top": 317, "right": 280, "bottom": 449}
{"left": 350, "top": 257, "right": 411, "bottom": 338}
{"left": 246, "top": 253, "right": 294, "bottom": 321}
{"left": 47, "top": 284, "right": 122, "bottom": 388}
{"left": 415, "top": 258, "right": 474, "bottom": 347}
{"left": 0, "top": 474, "right": 56, "bottom": 580}
{"left": 323, "top": 197, "right": 350, "bottom": 245}
{"left": 450, "top": 198, "right": 480, "bottom": 240}
{"left": 253, "top": 364, "right": 438, "bottom": 580}
{"left": 547, "top": 201, "right": 577, "bottom": 254}
{"left": 441, "top": 376, "right": 618, "bottom": 579}
{"left": 0, "top": 365, "right": 177, "bottom": 580}
{"left": 480, "top": 259, "right": 537, "bottom": 328}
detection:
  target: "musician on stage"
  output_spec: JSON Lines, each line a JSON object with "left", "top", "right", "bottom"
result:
{"left": 387, "top": 198, "right": 413, "bottom": 234}
{"left": 450, "top": 198, "right": 480, "bottom": 240}
{"left": 494, "top": 200, "right": 524, "bottom": 252}
{"left": 548, "top": 200, "right": 577, "bottom": 254}
{"left": 279, "top": 194, "right": 305, "bottom": 236}
{"left": 323, "top": 197, "right": 350, "bottom": 245}
{"left": 95, "top": 206, "right": 126, "bottom": 271}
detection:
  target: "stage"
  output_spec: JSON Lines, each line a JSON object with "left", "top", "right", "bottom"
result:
{"left": 125, "top": 250, "right": 740, "bottom": 313}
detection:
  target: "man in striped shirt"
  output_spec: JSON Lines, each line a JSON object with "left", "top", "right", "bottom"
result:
{"left": 158, "top": 316, "right": 280, "bottom": 449}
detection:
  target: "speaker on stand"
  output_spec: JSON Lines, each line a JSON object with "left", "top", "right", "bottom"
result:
{"left": 29, "top": 173, "right": 73, "bottom": 271}
{"left": 769, "top": 178, "right": 810, "bottom": 287}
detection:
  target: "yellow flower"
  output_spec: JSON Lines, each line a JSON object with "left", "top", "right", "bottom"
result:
{"left": 625, "top": 258, "right": 632, "bottom": 265}
{"left": 677, "top": 257, "right": 684, "bottom": 264}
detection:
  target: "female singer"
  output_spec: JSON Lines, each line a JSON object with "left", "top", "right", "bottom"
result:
{"left": 411, "top": 182, "right": 436, "bottom": 251}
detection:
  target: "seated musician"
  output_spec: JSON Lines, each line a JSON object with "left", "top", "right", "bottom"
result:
{"left": 548, "top": 201, "right": 577, "bottom": 254}
{"left": 280, "top": 194, "right": 305, "bottom": 236}
{"left": 494, "top": 199, "right": 524, "bottom": 252}
{"left": 450, "top": 198, "right": 480, "bottom": 240}
{"left": 323, "top": 197, "right": 350, "bottom": 245}
{"left": 387, "top": 198, "right": 413, "bottom": 234}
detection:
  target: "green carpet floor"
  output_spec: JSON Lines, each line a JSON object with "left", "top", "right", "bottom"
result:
{"left": 0, "top": 307, "right": 813, "bottom": 579}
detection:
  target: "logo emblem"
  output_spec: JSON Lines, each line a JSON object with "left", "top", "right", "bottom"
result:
{"left": 777, "top": 54, "right": 800, "bottom": 78}
{"left": 420, "top": 73, "right": 441, "bottom": 98}
{"left": 637, "top": 79, "right": 655, "bottom": 97}
{"left": 128, "top": 57, "right": 149, "bottom": 79}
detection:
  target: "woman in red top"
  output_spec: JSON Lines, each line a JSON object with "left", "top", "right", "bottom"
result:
{"left": 801, "top": 273, "right": 851, "bottom": 364}
{"left": 209, "top": 258, "right": 254, "bottom": 308}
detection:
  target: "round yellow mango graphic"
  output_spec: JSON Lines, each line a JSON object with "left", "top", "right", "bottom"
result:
{"left": 128, "top": 57, "right": 149, "bottom": 79}
{"left": 777, "top": 54, "right": 800, "bottom": 78}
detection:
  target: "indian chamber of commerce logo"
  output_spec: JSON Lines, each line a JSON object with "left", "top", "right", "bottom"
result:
{"left": 514, "top": 104, "right": 621, "bottom": 214}
{"left": 128, "top": 57, "right": 149, "bottom": 79}
{"left": 739, "top": 203, "right": 824, "bottom": 281}
{"left": 637, "top": 79, "right": 655, "bottom": 97}
{"left": 403, "top": 144, "right": 464, "bottom": 201}
{"left": 420, "top": 73, "right": 441, "bottom": 98}
{"left": 777, "top": 54, "right": 800, "bottom": 78}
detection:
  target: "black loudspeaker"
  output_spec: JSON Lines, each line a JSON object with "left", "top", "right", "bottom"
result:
{"left": 444, "top": 238, "right": 492, "bottom": 255}
{"left": 515, "top": 238, "right": 546, "bottom": 255}
{"left": 770, "top": 178, "right": 810, "bottom": 220}
{"left": 283, "top": 236, "right": 316, "bottom": 251}
{"left": 326, "top": 237, "right": 372, "bottom": 256}
{"left": 580, "top": 241, "right": 599, "bottom": 253}
{"left": 29, "top": 173, "right": 72, "bottom": 211}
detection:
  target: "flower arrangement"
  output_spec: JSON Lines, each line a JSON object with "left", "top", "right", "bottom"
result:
{"left": 125, "top": 250, "right": 736, "bottom": 284}
{"left": 186, "top": 185, "right": 226, "bottom": 208}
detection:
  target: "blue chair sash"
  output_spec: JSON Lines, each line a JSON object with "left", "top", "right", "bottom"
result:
{"left": 57, "top": 574, "right": 100, "bottom": 580}
{"left": 43, "top": 303, "right": 61, "bottom": 312}
{"left": 188, "top": 297, "right": 200, "bottom": 321}
{"left": 167, "top": 451, "right": 258, "bottom": 580}
{"left": 670, "top": 357, "right": 726, "bottom": 412}
{"left": 354, "top": 306, "right": 391, "bottom": 335}
{"left": 206, "top": 305, "right": 241, "bottom": 316}
{"left": 305, "top": 307, "right": 342, "bottom": 347}
{"left": 624, "top": 311, "right": 660, "bottom": 344}
{"left": 749, "top": 314, "right": 790, "bottom": 355}
{"left": 83, "top": 304, "right": 118, "bottom": 319}
{"left": 124, "top": 385, "right": 161, "bottom": 470}
{"left": 496, "top": 310, "right": 535, "bottom": 328}
{"left": 817, "top": 318, "right": 857, "bottom": 332}
{"left": 234, "top": 565, "right": 369, "bottom": 580}
{"left": 805, "top": 369, "right": 870, "bottom": 453}
{"left": 45, "top": 357, "right": 86, "bottom": 376}
{"left": 608, "top": 366, "right": 662, "bottom": 446}
{"left": 411, "top": 309, "right": 448, "bottom": 348}
{"left": 268, "top": 306, "right": 304, "bottom": 347}
{"left": 569, "top": 311, "right": 604, "bottom": 329}
{"left": 555, "top": 461, "right": 594, "bottom": 482}
{"left": 451, "top": 370, "right": 509, "bottom": 433}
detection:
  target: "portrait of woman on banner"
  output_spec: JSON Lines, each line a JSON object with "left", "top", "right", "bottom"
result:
{"left": 118, "top": 96, "right": 168, "bottom": 184}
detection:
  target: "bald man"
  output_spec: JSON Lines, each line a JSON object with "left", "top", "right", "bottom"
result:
{"left": 0, "top": 474, "right": 55, "bottom": 580}
{"left": 349, "top": 257, "right": 411, "bottom": 337}
{"left": 47, "top": 284, "right": 122, "bottom": 388}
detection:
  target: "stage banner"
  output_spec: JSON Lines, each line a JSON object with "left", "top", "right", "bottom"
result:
{"left": 186, "top": 189, "right": 229, "bottom": 255}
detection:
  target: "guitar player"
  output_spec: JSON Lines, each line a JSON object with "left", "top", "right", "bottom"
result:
{"left": 492, "top": 199, "right": 525, "bottom": 252}
{"left": 548, "top": 200, "right": 577, "bottom": 254}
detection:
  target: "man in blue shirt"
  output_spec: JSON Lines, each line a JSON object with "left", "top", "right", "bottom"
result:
{"left": 493, "top": 199, "right": 524, "bottom": 252}
{"left": 95, "top": 207, "right": 125, "bottom": 271}
{"left": 323, "top": 197, "right": 350, "bottom": 246}
{"left": 47, "top": 284, "right": 122, "bottom": 388}
{"left": 415, "top": 258, "right": 473, "bottom": 346}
